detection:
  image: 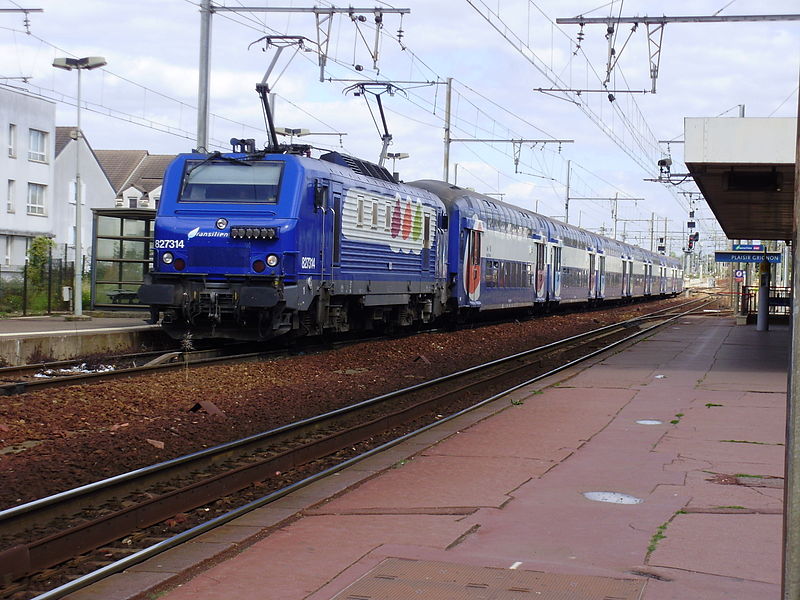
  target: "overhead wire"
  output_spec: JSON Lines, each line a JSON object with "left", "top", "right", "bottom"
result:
{"left": 2, "top": 0, "right": 657, "bottom": 231}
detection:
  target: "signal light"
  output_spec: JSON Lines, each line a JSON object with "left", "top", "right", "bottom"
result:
{"left": 252, "top": 259, "right": 266, "bottom": 273}
{"left": 174, "top": 258, "right": 186, "bottom": 271}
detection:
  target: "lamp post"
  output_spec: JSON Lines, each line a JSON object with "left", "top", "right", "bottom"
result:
{"left": 386, "top": 152, "right": 409, "bottom": 179}
{"left": 52, "top": 56, "right": 106, "bottom": 319}
{"left": 276, "top": 127, "right": 347, "bottom": 146}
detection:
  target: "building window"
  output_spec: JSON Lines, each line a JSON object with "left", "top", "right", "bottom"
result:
{"left": 127, "top": 196, "right": 138, "bottom": 209}
{"left": 7, "top": 180, "right": 14, "bottom": 213}
{"left": 7, "top": 123, "right": 16, "bottom": 158}
{"left": 27, "top": 182, "right": 46, "bottom": 215}
{"left": 3, "top": 235, "right": 11, "bottom": 265}
{"left": 28, "top": 129, "right": 47, "bottom": 162}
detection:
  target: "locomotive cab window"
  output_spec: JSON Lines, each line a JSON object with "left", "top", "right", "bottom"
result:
{"left": 180, "top": 161, "right": 283, "bottom": 204}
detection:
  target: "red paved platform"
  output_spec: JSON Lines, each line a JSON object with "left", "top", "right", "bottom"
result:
{"left": 67, "top": 315, "right": 788, "bottom": 600}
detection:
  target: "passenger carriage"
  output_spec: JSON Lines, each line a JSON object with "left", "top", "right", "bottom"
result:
{"left": 140, "top": 148, "right": 683, "bottom": 342}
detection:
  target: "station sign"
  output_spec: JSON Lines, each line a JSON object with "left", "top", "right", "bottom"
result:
{"left": 715, "top": 251, "right": 781, "bottom": 264}
{"left": 734, "top": 269, "right": 745, "bottom": 282}
{"left": 732, "top": 244, "right": 763, "bottom": 251}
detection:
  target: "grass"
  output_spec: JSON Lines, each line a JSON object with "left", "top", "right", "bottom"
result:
{"left": 670, "top": 412, "right": 684, "bottom": 425}
{"left": 647, "top": 522, "right": 670, "bottom": 555}
{"left": 705, "top": 402, "right": 723, "bottom": 408}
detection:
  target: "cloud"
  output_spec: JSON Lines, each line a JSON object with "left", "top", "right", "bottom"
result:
{"left": 3, "top": 0, "right": 798, "bottom": 246}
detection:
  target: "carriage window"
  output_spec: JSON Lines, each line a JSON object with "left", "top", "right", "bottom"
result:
{"left": 356, "top": 196, "right": 365, "bottom": 226}
{"left": 371, "top": 201, "right": 379, "bottom": 228}
{"left": 423, "top": 214, "right": 431, "bottom": 249}
{"left": 180, "top": 161, "right": 283, "bottom": 203}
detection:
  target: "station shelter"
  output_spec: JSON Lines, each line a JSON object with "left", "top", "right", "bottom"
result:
{"left": 90, "top": 207, "right": 155, "bottom": 310}
{"left": 684, "top": 115, "right": 799, "bottom": 594}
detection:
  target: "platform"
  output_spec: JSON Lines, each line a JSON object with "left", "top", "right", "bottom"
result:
{"left": 66, "top": 315, "right": 788, "bottom": 600}
{"left": 0, "top": 314, "right": 167, "bottom": 365}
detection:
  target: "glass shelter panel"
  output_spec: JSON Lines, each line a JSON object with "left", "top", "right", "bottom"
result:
{"left": 91, "top": 209, "right": 155, "bottom": 309}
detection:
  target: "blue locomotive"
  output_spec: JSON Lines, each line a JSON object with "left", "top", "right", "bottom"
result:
{"left": 138, "top": 147, "right": 683, "bottom": 341}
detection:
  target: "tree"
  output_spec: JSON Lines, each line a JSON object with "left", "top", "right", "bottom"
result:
{"left": 26, "top": 236, "right": 55, "bottom": 291}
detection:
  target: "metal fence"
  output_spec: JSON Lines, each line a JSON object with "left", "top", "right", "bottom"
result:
{"left": 0, "top": 244, "right": 77, "bottom": 316}
{"left": 740, "top": 286, "right": 792, "bottom": 318}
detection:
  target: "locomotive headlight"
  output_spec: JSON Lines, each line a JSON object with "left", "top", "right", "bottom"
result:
{"left": 266, "top": 254, "right": 279, "bottom": 267}
{"left": 162, "top": 252, "right": 174, "bottom": 265}
{"left": 215, "top": 218, "right": 228, "bottom": 230}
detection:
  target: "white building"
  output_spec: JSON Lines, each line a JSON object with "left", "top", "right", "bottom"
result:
{"left": 53, "top": 127, "right": 116, "bottom": 267}
{"left": 0, "top": 85, "right": 56, "bottom": 274}
{"left": 1, "top": 86, "right": 172, "bottom": 279}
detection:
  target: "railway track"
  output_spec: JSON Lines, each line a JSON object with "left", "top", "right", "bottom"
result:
{"left": 0, "top": 297, "right": 713, "bottom": 600}
{"left": 0, "top": 295, "right": 712, "bottom": 396}
{"left": 0, "top": 344, "right": 283, "bottom": 396}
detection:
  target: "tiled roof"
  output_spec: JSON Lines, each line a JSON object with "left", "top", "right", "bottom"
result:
{"left": 54, "top": 126, "right": 74, "bottom": 157}
{"left": 126, "top": 155, "right": 175, "bottom": 194}
{"left": 94, "top": 150, "right": 148, "bottom": 193}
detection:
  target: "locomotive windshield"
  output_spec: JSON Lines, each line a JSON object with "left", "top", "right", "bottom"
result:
{"left": 180, "top": 161, "right": 283, "bottom": 204}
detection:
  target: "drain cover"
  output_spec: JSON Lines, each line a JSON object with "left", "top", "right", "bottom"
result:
{"left": 636, "top": 419, "right": 663, "bottom": 425}
{"left": 583, "top": 491, "right": 643, "bottom": 504}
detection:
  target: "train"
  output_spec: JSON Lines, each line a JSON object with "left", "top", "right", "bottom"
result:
{"left": 138, "top": 146, "right": 684, "bottom": 341}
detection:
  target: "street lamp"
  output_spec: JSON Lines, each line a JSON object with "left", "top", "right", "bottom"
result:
{"left": 386, "top": 152, "right": 409, "bottom": 179}
{"left": 52, "top": 56, "right": 106, "bottom": 319}
{"left": 276, "top": 126, "right": 347, "bottom": 145}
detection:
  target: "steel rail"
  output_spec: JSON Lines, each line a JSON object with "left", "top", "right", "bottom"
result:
{"left": 2, "top": 299, "right": 705, "bottom": 535}
{"left": 1, "top": 299, "right": 707, "bottom": 587}
{"left": 0, "top": 348, "right": 269, "bottom": 396}
{"left": 0, "top": 296, "right": 699, "bottom": 395}
{"left": 0, "top": 296, "right": 703, "bottom": 524}
{"left": 0, "top": 349, "right": 169, "bottom": 380}
{"left": 24, "top": 299, "right": 711, "bottom": 600}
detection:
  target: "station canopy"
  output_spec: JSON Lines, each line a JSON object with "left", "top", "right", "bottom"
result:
{"left": 684, "top": 117, "right": 797, "bottom": 241}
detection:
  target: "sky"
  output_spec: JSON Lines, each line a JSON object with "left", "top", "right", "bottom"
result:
{"left": 1, "top": 0, "right": 798, "bottom": 257}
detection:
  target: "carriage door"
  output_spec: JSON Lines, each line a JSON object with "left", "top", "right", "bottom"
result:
{"left": 621, "top": 260, "right": 629, "bottom": 297}
{"left": 464, "top": 229, "right": 482, "bottom": 303}
{"left": 588, "top": 253, "right": 596, "bottom": 298}
{"left": 551, "top": 245, "right": 562, "bottom": 299}
{"left": 645, "top": 262, "right": 652, "bottom": 294}
{"left": 331, "top": 191, "right": 343, "bottom": 269}
{"left": 627, "top": 260, "right": 633, "bottom": 295}
{"left": 598, "top": 255, "right": 606, "bottom": 299}
{"left": 535, "top": 241, "right": 546, "bottom": 300}
{"left": 421, "top": 213, "right": 432, "bottom": 271}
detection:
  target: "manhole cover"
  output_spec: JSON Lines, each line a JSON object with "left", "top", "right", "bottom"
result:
{"left": 636, "top": 419, "right": 663, "bottom": 425}
{"left": 583, "top": 491, "right": 643, "bottom": 504}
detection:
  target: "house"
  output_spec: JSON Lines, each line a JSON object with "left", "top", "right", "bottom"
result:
{"left": 1, "top": 85, "right": 174, "bottom": 279}
{"left": 53, "top": 126, "right": 116, "bottom": 268}
{"left": 94, "top": 150, "right": 174, "bottom": 209}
